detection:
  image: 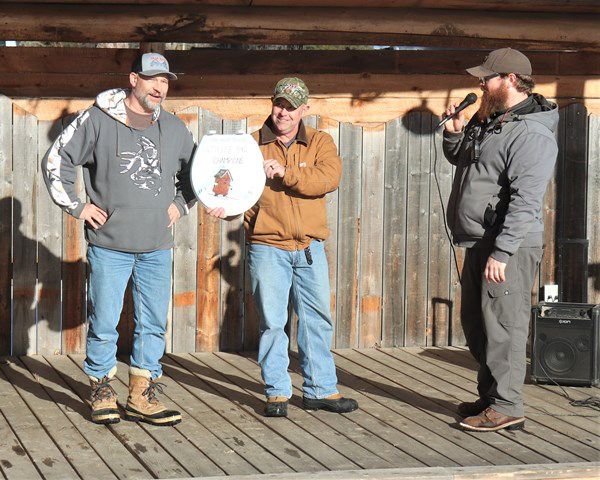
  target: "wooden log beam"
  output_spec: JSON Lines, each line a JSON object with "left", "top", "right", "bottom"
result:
{"left": 12, "top": 96, "right": 600, "bottom": 126}
{"left": 1, "top": 73, "right": 597, "bottom": 100}
{"left": 2, "top": 47, "right": 600, "bottom": 76}
{"left": 1, "top": 5, "right": 598, "bottom": 49}
{"left": 1, "top": 1, "right": 599, "bottom": 14}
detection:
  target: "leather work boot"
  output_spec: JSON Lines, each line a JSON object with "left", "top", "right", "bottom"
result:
{"left": 303, "top": 393, "right": 359, "bottom": 413}
{"left": 460, "top": 406, "right": 525, "bottom": 432}
{"left": 457, "top": 398, "right": 490, "bottom": 418}
{"left": 264, "top": 396, "right": 289, "bottom": 417}
{"left": 124, "top": 368, "right": 181, "bottom": 426}
{"left": 89, "top": 366, "right": 120, "bottom": 425}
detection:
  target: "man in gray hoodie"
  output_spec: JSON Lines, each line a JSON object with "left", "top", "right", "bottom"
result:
{"left": 42, "top": 52, "right": 196, "bottom": 426}
{"left": 442, "top": 48, "right": 558, "bottom": 431}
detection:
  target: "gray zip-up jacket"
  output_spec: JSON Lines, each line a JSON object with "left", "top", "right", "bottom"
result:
{"left": 443, "top": 94, "right": 558, "bottom": 263}
{"left": 42, "top": 88, "right": 196, "bottom": 253}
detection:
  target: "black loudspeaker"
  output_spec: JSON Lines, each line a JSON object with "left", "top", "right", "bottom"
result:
{"left": 531, "top": 302, "right": 600, "bottom": 387}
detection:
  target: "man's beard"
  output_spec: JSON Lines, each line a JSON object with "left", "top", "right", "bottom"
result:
{"left": 477, "top": 83, "right": 509, "bottom": 121}
{"left": 135, "top": 90, "right": 162, "bottom": 114}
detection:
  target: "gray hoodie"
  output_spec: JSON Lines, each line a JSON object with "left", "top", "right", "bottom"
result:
{"left": 443, "top": 94, "right": 559, "bottom": 263}
{"left": 42, "top": 88, "right": 196, "bottom": 253}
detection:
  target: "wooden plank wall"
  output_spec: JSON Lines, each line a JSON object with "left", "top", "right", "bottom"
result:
{"left": 1, "top": 98, "right": 597, "bottom": 355}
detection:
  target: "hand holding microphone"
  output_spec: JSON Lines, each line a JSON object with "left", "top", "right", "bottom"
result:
{"left": 439, "top": 93, "right": 478, "bottom": 132}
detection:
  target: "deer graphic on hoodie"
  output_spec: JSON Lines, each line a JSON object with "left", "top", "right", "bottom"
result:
{"left": 42, "top": 88, "right": 196, "bottom": 253}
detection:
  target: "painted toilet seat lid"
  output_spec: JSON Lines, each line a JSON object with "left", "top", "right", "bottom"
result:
{"left": 190, "top": 132, "right": 266, "bottom": 216}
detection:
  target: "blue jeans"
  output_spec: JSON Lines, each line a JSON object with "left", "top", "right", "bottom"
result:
{"left": 83, "top": 245, "right": 172, "bottom": 380}
{"left": 248, "top": 241, "right": 338, "bottom": 399}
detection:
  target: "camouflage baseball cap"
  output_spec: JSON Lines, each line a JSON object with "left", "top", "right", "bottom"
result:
{"left": 273, "top": 77, "right": 309, "bottom": 108}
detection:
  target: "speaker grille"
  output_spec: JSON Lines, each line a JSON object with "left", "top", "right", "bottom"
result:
{"left": 541, "top": 339, "right": 577, "bottom": 374}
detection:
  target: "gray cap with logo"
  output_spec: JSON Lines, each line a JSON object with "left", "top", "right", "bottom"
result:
{"left": 466, "top": 47, "right": 532, "bottom": 77}
{"left": 273, "top": 77, "right": 309, "bottom": 109}
{"left": 131, "top": 52, "right": 178, "bottom": 80}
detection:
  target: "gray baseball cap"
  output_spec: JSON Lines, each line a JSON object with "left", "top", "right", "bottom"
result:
{"left": 466, "top": 47, "right": 532, "bottom": 77}
{"left": 131, "top": 52, "right": 178, "bottom": 80}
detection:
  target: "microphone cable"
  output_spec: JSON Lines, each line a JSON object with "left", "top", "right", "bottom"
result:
{"left": 534, "top": 360, "right": 600, "bottom": 413}
{"left": 432, "top": 125, "right": 461, "bottom": 284}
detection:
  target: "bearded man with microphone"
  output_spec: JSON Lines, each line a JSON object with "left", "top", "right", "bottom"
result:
{"left": 442, "top": 48, "right": 558, "bottom": 432}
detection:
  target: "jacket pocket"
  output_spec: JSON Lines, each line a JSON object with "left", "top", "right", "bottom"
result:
{"left": 486, "top": 262, "right": 522, "bottom": 329}
{"left": 298, "top": 196, "right": 328, "bottom": 239}
{"left": 88, "top": 207, "right": 171, "bottom": 252}
{"left": 251, "top": 205, "right": 286, "bottom": 238}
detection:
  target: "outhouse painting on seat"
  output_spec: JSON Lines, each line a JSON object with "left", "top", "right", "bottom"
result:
{"left": 213, "top": 168, "right": 233, "bottom": 197}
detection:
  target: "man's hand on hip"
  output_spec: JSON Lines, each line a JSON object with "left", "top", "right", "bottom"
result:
{"left": 167, "top": 203, "right": 181, "bottom": 228}
{"left": 485, "top": 256, "right": 507, "bottom": 283}
{"left": 263, "top": 159, "right": 285, "bottom": 179}
{"left": 80, "top": 203, "right": 107, "bottom": 229}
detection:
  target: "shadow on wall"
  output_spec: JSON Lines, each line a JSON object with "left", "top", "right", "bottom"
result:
{"left": 588, "top": 264, "right": 600, "bottom": 302}
{"left": 401, "top": 99, "right": 439, "bottom": 135}
{"left": 3, "top": 197, "right": 87, "bottom": 356}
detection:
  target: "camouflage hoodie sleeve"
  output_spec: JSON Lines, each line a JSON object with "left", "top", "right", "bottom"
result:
{"left": 41, "top": 108, "right": 97, "bottom": 218}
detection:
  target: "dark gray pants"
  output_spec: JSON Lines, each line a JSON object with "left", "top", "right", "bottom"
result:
{"left": 460, "top": 246, "right": 542, "bottom": 417}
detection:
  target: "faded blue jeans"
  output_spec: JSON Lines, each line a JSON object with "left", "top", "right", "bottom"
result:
{"left": 83, "top": 245, "right": 172, "bottom": 380}
{"left": 248, "top": 241, "right": 339, "bottom": 399}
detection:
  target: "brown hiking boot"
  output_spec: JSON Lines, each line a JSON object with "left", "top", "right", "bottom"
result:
{"left": 460, "top": 406, "right": 525, "bottom": 432}
{"left": 89, "top": 367, "right": 119, "bottom": 425}
{"left": 124, "top": 368, "right": 181, "bottom": 426}
{"left": 457, "top": 398, "right": 489, "bottom": 418}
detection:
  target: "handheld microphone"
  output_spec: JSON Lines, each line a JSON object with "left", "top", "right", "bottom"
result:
{"left": 437, "top": 93, "right": 478, "bottom": 128}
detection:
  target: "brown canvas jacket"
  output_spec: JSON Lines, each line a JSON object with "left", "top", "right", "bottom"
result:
{"left": 244, "top": 118, "right": 342, "bottom": 250}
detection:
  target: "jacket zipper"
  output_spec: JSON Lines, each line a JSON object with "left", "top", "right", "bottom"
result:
{"left": 283, "top": 143, "right": 302, "bottom": 249}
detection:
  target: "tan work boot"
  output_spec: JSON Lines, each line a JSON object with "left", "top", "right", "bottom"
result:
{"left": 124, "top": 367, "right": 181, "bottom": 426}
{"left": 89, "top": 366, "right": 119, "bottom": 425}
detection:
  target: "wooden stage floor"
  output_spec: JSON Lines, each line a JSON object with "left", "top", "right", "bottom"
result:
{"left": 0, "top": 348, "right": 598, "bottom": 479}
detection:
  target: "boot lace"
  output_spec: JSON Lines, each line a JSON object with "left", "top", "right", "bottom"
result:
{"left": 91, "top": 377, "right": 117, "bottom": 402}
{"left": 142, "top": 381, "right": 166, "bottom": 405}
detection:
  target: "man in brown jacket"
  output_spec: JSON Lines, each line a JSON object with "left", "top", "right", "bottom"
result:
{"left": 210, "top": 77, "right": 358, "bottom": 417}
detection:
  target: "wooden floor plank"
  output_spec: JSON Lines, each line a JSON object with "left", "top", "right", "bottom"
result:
{"left": 401, "top": 348, "right": 600, "bottom": 439}
{"left": 195, "top": 461, "right": 600, "bottom": 480}
{"left": 109, "top": 358, "right": 226, "bottom": 478}
{"left": 422, "top": 347, "right": 600, "bottom": 427}
{"left": 332, "top": 350, "right": 552, "bottom": 466}
{"left": 378, "top": 348, "right": 600, "bottom": 459}
{"left": 160, "top": 355, "right": 291, "bottom": 475}
{"left": 2, "top": 348, "right": 596, "bottom": 480}
{"left": 0, "top": 408, "right": 43, "bottom": 480}
{"left": 359, "top": 349, "right": 590, "bottom": 463}
{"left": 217, "top": 352, "right": 423, "bottom": 470}
{"left": 111, "top": 359, "right": 264, "bottom": 477}
{"left": 19, "top": 356, "right": 152, "bottom": 480}
{"left": 189, "top": 352, "right": 358, "bottom": 472}
{"left": 2, "top": 358, "right": 118, "bottom": 480}
{"left": 46, "top": 355, "right": 188, "bottom": 479}
{"left": 0, "top": 362, "right": 80, "bottom": 480}
{"left": 259, "top": 349, "right": 485, "bottom": 468}
{"left": 284, "top": 353, "right": 489, "bottom": 468}
{"left": 166, "top": 354, "right": 320, "bottom": 473}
